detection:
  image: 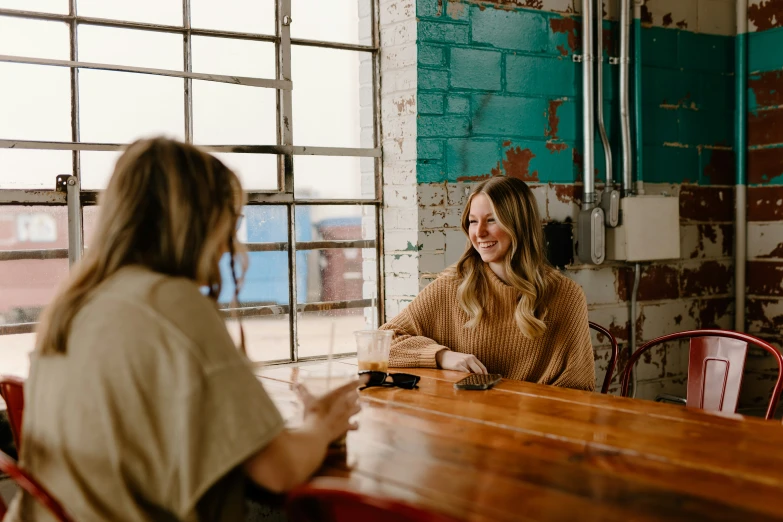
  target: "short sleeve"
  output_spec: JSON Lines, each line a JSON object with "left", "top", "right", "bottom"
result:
{"left": 173, "top": 358, "right": 285, "bottom": 518}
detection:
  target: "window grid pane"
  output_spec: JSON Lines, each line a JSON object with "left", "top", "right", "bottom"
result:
{"left": 0, "top": 2, "right": 382, "bottom": 364}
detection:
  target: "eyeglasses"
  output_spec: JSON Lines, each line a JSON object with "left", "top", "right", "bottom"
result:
{"left": 359, "top": 371, "right": 420, "bottom": 390}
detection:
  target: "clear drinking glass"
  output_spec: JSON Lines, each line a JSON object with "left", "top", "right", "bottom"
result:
{"left": 355, "top": 330, "right": 393, "bottom": 373}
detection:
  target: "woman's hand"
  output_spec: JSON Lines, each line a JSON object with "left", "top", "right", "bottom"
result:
{"left": 436, "top": 350, "right": 488, "bottom": 374}
{"left": 295, "top": 375, "right": 367, "bottom": 444}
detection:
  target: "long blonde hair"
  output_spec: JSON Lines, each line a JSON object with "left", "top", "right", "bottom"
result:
{"left": 452, "top": 177, "right": 552, "bottom": 339}
{"left": 36, "top": 137, "right": 248, "bottom": 355}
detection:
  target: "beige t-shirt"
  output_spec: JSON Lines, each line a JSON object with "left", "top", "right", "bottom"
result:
{"left": 6, "top": 266, "right": 284, "bottom": 521}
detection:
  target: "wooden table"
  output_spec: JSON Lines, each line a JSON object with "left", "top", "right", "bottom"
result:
{"left": 256, "top": 359, "right": 783, "bottom": 521}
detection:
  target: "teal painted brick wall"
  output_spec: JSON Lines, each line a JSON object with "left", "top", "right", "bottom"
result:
{"left": 416, "top": 1, "right": 736, "bottom": 186}
{"left": 748, "top": 25, "right": 783, "bottom": 186}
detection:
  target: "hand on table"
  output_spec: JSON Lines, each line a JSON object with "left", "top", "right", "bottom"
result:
{"left": 435, "top": 350, "right": 488, "bottom": 374}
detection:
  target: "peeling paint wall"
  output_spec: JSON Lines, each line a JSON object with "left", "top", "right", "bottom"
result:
{"left": 407, "top": 0, "right": 740, "bottom": 400}
{"left": 743, "top": 0, "right": 783, "bottom": 413}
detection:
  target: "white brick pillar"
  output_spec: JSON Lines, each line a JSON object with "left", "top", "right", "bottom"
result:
{"left": 379, "top": 0, "right": 418, "bottom": 321}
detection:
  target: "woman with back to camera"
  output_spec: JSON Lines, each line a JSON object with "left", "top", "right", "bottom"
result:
{"left": 381, "top": 177, "right": 595, "bottom": 391}
{"left": 7, "top": 137, "right": 365, "bottom": 521}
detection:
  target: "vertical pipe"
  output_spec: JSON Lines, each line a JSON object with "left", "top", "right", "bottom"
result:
{"left": 596, "top": 0, "right": 613, "bottom": 188}
{"left": 68, "top": 0, "right": 82, "bottom": 269}
{"left": 633, "top": 0, "right": 645, "bottom": 195}
{"left": 582, "top": 0, "right": 596, "bottom": 209}
{"left": 735, "top": 0, "right": 748, "bottom": 331}
{"left": 619, "top": 0, "right": 633, "bottom": 196}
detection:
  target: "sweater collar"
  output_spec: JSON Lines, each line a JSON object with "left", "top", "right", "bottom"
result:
{"left": 482, "top": 262, "right": 515, "bottom": 292}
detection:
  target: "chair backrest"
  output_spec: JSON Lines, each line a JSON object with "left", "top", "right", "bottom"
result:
{"left": 287, "top": 478, "right": 458, "bottom": 522}
{"left": 0, "top": 376, "right": 25, "bottom": 452}
{"left": 620, "top": 329, "right": 783, "bottom": 419}
{"left": 0, "top": 450, "right": 74, "bottom": 522}
{"left": 588, "top": 322, "right": 619, "bottom": 394}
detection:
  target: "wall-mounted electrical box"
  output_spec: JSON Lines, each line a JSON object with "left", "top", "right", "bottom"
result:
{"left": 605, "top": 195, "right": 680, "bottom": 262}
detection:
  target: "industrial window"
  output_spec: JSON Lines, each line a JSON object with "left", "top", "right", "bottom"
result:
{"left": 0, "top": 0, "right": 382, "bottom": 370}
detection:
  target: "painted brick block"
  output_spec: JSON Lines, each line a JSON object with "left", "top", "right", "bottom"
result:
{"left": 418, "top": 139, "right": 445, "bottom": 161}
{"left": 749, "top": 70, "right": 783, "bottom": 113}
{"left": 749, "top": 147, "right": 783, "bottom": 185}
{"left": 418, "top": 229, "right": 447, "bottom": 251}
{"left": 419, "top": 251, "right": 446, "bottom": 274}
{"left": 383, "top": 159, "right": 416, "bottom": 185}
{"left": 748, "top": 222, "right": 783, "bottom": 260}
{"left": 747, "top": 298, "right": 783, "bottom": 335}
{"left": 680, "top": 224, "right": 733, "bottom": 260}
{"left": 680, "top": 259, "right": 733, "bottom": 297}
{"left": 698, "top": 0, "right": 735, "bottom": 36}
{"left": 506, "top": 54, "right": 577, "bottom": 97}
{"left": 698, "top": 73, "right": 734, "bottom": 112}
{"left": 419, "top": 44, "right": 445, "bottom": 67}
{"left": 384, "top": 183, "right": 418, "bottom": 208}
{"left": 416, "top": 0, "right": 469, "bottom": 21}
{"left": 446, "top": 94, "right": 470, "bottom": 114}
{"left": 418, "top": 115, "right": 471, "bottom": 138}
{"left": 639, "top": 300, "right": 699, "bottom": 342}
{"left": 386, "top": 273, "right": 421, "bottom": 297}
{"left": 698, "top": 297, "right": 734, "bottom": 329}
{"left": 450, "top": 48, "right": 502, "bottom": 91}
{"left": 643, "top": 0, "right": 698, "bottom": 30}
{"left": 386, "top": 253, "right": 420, "bottom": 275}
{"left": 643, "top": 145, "right": 700, "bottom": 184}
{"left": 588, "top": 305, "right": 632, "bottom": 343}
{"left": 545, "top": 183, "right": 580, "bottom": 222}
{"left": 680, "top": 185, "right": 734, "bottom": 222}
{"left": 419, "top": 67, "right": 449, "bottom": 91}
{"left": 418, "top": 92, "right": 445, "bottom": 114}
{"left": 749, "top": 27, "right": 783, "bottom": 73}
{"left": 679, "top": 110, "right": 734, "bottom": 147}
{"left": 470, "top": 95, "right": 549, "bottom": 138}
{"left": 747, "top": 260, "right": 783, "bottom": 296}
{"left": 642, "top": 66, "right": 700, "bottom": 107}
{"left": 565, "top": 268, "right": 621, "bottom": 305}
{"left": 749, "top": 107, "right": 783, "bottom": 148}
{"left": 384, "top": 230, "right": 420, "bottom": 252}
{"left": 642, "top": 106, "right": 679, "bottom": 146}
{"left": 445, "top": 139, "right": 501, "bottom": 181}
{"left": 698, "top": 148, "right": 735, "bottom": 185}
{"left": 641, "top": 27, "right": 679, "bottom": 70}
{"left": 417, "top": 182, "right": 448, "bottom": 206}
{"left": 419, "top": 206, "right": 462, "bottom": 230}
{"left": 418, "top": 21, "right": 469, "bottom": 44}
{"left": 447, "top": 182, "right": 473, "bottom": 207}
{"left": 678, "top": 31, "right": 733, "bottom": 74}
{"left": 470, "top": 6, "right": 550, "bottom": 53}
{"left": 417, "top": 161, "right": 446, "bottom": 182}
{"left": 552, "top": 99, "right": 579, "bottom": 142}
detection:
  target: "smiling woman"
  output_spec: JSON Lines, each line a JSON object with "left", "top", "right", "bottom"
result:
{"left": 380, "top": 177, "right": 596, "bottom": 391}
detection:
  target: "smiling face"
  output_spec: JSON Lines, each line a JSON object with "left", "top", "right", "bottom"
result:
{"left": 467, "top": 193, "right": 512, "bottom": 265}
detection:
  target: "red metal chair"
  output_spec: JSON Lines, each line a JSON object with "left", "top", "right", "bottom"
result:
{"left": 0, "top": 376, "right": 24, "bottom": 452}
{"left": 620, "top": 329, "right": 783, "bottom": 420}
{"left": 287, "top": 478, "right": 458, "bottom": 522}
{"left": 0, "top": 450, "right": 74, "bottom": 521}
{"left": 589, "top": 322, "right": 619, "bottom": 394}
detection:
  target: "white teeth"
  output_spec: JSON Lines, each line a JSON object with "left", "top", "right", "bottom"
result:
{"left": 478, "top": 241, "right": 497, "bottom": 249}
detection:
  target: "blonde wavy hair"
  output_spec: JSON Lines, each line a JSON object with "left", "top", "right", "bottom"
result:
{"left": 36, "top": 137, "right": 248, "bottom": 355}
{"left": 451, "top": 177, "right": 553, "bottom": 339}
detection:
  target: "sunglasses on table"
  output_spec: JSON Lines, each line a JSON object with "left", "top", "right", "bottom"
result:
{"left": 359, "top": 371, "right": 420, "bottom": 390}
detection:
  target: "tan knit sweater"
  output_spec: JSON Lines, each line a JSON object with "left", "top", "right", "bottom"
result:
{"left": 382, "top": 264, "right": 596, "bottom": 391}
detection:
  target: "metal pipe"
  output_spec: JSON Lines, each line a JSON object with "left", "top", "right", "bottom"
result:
{"left": 735, "top": 0, "right": 748, "bottom": 331}
{"left": 633, "top": 0, "right": 645, "bottom": 195}
{"left": 630, "top": 262, "right": 640, "bottom": 397}
{"left": 581, "top": 0, "right": 596, "bottom": 209}
{"left": 596, "top": 1, "right": 612, "bottom": 189}
{"left": 619, "top": 0, "right": 633, "bottom": 196}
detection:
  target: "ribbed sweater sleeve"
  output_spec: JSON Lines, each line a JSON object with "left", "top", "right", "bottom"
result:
{"left": 381, "top": 278, "right": 452, "bottom": 368}
{"left": 548, "top": 282, "right": 596, "bottom": 391}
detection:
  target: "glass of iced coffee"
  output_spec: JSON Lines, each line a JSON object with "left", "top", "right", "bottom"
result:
{"left": 355, "top": 330, "right": 393, "bottom": 373}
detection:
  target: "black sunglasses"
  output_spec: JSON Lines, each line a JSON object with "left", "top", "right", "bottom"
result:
{"left": 359, "top": 371, "right": 420, "bottom": 390}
